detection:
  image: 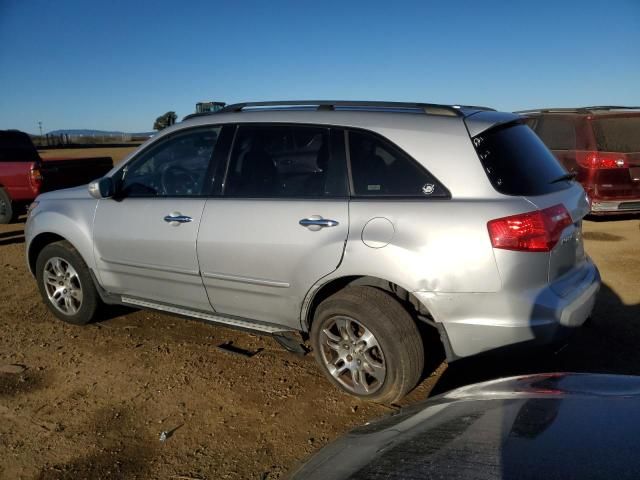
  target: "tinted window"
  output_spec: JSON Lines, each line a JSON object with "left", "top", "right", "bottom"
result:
{"left": 119, "top": 127, "right": 220, "bottom": 197}
{"left": 348, "top": 130, "right": 448, "bottom": 198}
{"left": 0, "top": 131, "right": 40, "bottom": 162}
{"left": 534, "top": 116, "right": 576, "bottom": 150}
{"left": 224, "top": 125, "right": 347, "bottom": 198}
{"left": 593, "top": 116, "right": 640, "bottom": 153}
{"left": 473, "top": 123, "right": 570, "bottom": 196}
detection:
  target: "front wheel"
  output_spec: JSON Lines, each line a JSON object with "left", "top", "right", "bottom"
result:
{"left": 310, "top": 286, "right": 424, "bottom": 403}
{"left": 35, "top": 241, "right": 100, "bottom": 325}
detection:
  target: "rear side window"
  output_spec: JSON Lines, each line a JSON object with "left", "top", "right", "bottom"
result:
{"left": 593, "top": 116, "right": 640, "bottom": 153}
{"left": 0, "top": 131, "right": 40, "bottom": 162}
{"left": 224, "top": 125, "right": 348, "bottom": 198}
{"left": 534, "top": 116, "right": 576, "bottom": 150}
{"left": 347, "top": 130, "right": 448, "bottom": 198}
{"left": 473, "top": 123, "right": 570, "bottom": 196}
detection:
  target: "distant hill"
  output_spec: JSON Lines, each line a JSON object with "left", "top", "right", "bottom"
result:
{"left": 47, "top": 129, "right": 153, "bottom": 137}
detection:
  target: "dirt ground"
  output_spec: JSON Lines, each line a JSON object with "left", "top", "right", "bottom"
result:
{"left": 39, "top": 147, "right": 138, "bottom": 164}
{"left": 0, "top": 213, "right": 638, "bottom": 479}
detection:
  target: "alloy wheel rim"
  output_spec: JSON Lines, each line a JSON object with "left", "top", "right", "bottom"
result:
{"left": 319, "top": 316, "right": 386, "bottom": 395}
{"left": 0, "top": 198, "right": 6, "bottom": 216}
{"left": 43, "top": 257, "right": 83, "bottom": 315}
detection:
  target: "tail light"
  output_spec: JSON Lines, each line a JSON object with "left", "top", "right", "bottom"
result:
{"left": 576, "top": 151, "right": 627, "bottom": 169}
{"left": 487, "top": 204, "right": 572, "bottom": 252}
{"left": 29, "top": 165, "right": 43, "bottom": 192}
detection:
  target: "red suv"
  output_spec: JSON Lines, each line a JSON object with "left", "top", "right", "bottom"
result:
{"left": 519, "top": 106, "right": 640, "bottom": 215}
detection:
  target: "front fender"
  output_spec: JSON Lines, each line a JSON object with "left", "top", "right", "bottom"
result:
{"left": 26, "top": 198, "right": 98, "bottom": 274}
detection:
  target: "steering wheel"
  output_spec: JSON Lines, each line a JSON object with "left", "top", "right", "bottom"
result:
{"left": 160, "top": 165, "right": 199, "bottom": 196}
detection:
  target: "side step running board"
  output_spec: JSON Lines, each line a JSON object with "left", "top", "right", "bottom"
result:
{"left": 121, "top": 296, "right": 289, "bottom": 334}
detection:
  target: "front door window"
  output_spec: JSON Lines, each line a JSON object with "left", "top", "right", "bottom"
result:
{"left": 119, "top": 127, "right": 221, "bottom": 197}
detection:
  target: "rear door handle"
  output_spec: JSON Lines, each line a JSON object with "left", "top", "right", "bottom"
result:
{"left": 164, "top": 212, "right": 193, "bottom": 225}
{"left": 299, "top": 216, "right": 339, "bottom": 230}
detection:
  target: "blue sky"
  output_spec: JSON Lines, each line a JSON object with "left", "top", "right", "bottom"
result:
{"left": 1, "top": 0, "right": 638, "bottom": 134}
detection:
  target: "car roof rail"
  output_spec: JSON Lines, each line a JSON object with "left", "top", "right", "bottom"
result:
{"left": 182, "top": 100, "right": 495, "bottom": 120}
{"left": 515, "top": 107, "right": 591, "bottom": 114}
{"left": 516, "top": 106, "right": 640, "bottom": 115}
{"left": 582, "top": 105, "right": 640, "bottom": 111}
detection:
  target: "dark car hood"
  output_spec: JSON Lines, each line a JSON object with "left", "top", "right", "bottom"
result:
{"left": 289, "top": 373, "right": 640, "bottom": 480}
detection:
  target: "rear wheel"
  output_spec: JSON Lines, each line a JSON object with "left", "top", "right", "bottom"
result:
{"left": 310, "top": 286, "right": 424, "bottom": 403}
{"left": 36, "top": 241, "right": 100, "bottom": 325}
{"left": 0, "top": 189, "right": 15, "bottom": 224}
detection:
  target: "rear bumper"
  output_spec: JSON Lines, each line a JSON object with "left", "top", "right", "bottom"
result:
{"left": 416, "top": 258, "right": 601, "bottom": 360}
{"left": 590, "top": 198, "right": 640, "bottom": 214}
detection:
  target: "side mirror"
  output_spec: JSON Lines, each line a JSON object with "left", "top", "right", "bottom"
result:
{"left": 88, "top": 177, "right": 114, "bottom": 199}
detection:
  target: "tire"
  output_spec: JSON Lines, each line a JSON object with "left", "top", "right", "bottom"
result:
{"left": 35, "top": 240, "right": 100, "bottom": 325}
{"left": 0, "top": 188, "right": 15, "bottom": 224}
{"left": 310, "top": 286, "right": 424, "bottom": 403}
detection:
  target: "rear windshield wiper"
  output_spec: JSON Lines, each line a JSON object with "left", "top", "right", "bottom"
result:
{"left": 549, "top": 172, "right": 577, "bottom": 184}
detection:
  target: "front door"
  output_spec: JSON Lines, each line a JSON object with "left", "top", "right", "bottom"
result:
{"left": 93, "top": 126, "right": 224, "bottom": 311}
{"left": 197, "top": 124, "right": 349, "bottom": 328}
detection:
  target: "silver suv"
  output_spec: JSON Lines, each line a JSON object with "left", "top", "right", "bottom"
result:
{"left": 25, "top": 101, "right": 600, "bottom": 403}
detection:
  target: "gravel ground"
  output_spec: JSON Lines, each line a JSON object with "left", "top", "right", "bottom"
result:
{"left": 0, "top": 214, "right": 638, "bottom": 479}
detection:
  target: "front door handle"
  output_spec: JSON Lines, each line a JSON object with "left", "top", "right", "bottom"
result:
{"left": 164, "top": 212, "right": 193, "bottom": 225}
{"left": 299, "top": 216, "right": 339, "bottom": 231}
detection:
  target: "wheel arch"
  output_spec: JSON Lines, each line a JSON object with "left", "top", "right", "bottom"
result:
{"left": 27, "top": 203, "right": 97, "bottom": 276}
{"left": 301, "top": 275, "right": 434, "bottom": 333}
{"left": 0, "top": 186, "right": 13, "bottom": 219}
{"left": 27, "top": 232, "right": 68, "bottom": 275}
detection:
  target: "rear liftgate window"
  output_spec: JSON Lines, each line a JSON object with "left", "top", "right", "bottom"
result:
{"left": 473, "top": 122, "right": 571, "bottom": 196}
{"left": 593, "top": 116, "right": 640, "bottom": 153}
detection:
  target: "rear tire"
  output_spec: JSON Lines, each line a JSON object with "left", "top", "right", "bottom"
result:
{"left": 0, "top": 188, "right": 15, "bottom": 224}
{"left": 35, "top": 241, "right": 100, "bottom": 325}
{"left": 310, "top": 286, "right": 424, "bottom": 403}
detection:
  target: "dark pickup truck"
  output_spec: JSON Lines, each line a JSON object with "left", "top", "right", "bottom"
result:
{"left": 0, "top": 130, "right": 113, "bottom": 223}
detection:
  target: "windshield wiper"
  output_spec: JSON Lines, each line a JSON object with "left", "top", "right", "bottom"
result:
{"left": 550, "top": 172, "right": 577, "bottom": 184}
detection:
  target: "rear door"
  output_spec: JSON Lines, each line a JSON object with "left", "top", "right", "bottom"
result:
{"left": 471, "top": 121, "right": 590, "bottom": 282}
{"left": 196, "top": 124, "right": 349, "bottom": 328}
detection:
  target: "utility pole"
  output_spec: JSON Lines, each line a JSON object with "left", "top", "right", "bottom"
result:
{"left": 38, "top": 121, "right": 43, "bottom": 136}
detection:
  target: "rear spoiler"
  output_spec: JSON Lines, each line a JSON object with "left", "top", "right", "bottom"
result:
{"left": 463, "top": 111, "right": 521, "bottom": 137}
